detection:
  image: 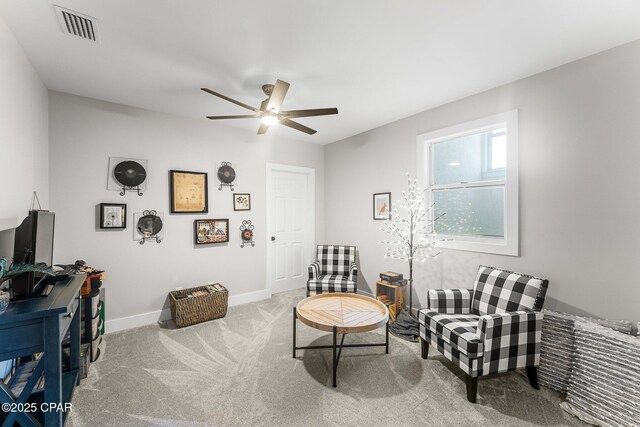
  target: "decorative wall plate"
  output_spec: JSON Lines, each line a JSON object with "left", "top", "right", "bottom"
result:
{"left": 217, "top": 162, "right": 236, "bottom": 190}
{"left": 240, "top": 220, "right": 254, "bottom": 248}
{"left": 107, "top": 157, "right": 148, "bottom": 196}
{"left": 133, "top": 210, "right": 163, "bottom": 244}
{"left": 138, "top": 211, "right": 162, "bottom": 236}
{"left": 114, "top": 161, "right": 146, "bottom": 187}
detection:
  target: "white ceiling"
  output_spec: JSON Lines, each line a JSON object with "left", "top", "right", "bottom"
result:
{"left": 2, "top": 1, "right": 640, "bottom": 144}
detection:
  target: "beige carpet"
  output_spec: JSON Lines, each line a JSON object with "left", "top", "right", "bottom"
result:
{"left": 68, "top": 289, "right": 585, "bottom": 426}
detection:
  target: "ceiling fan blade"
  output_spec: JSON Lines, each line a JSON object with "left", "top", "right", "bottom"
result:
{"left": 280, "top": 118, "right": 316, "bottom": 135}
{"left": 206, "top": 115, "right": 259, "bottom": 120}
{"left": 201, "top": 88, "right": 258, "bottom": 112}
{"left": 257, "top": 123, "right": 270, "bottom": 135}
{"left": 265, "top": 80, "right": 290, "bottom": 112}
{"left": 279, "top": 107, "right": 338, "bottom": 118}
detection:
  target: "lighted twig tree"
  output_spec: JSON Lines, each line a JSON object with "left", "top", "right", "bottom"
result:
{"left": 379, "top": 174, "right": 448, "bottom": 317}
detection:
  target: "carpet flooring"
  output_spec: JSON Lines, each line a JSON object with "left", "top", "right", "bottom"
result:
{"left": 68, "top": 289, "right": 585, "bottom": 426}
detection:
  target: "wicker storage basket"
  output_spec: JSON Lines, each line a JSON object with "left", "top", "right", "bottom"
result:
{"left": 169, "top": 284, "right": 228, "bottom": 328}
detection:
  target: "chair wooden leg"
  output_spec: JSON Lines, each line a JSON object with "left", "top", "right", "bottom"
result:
{"left": 465, "top": 374, "right": 478, "bottom": 403}
{"left": 420, "top": 338, "right": 429, "bottom": 359}
{"left": 525, "top": 366, "right": 540, "bottom": 390}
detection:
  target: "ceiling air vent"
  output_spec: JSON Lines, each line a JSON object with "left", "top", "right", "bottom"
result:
{"left": 54, "top": 6, "right": 98, "bottom": 42}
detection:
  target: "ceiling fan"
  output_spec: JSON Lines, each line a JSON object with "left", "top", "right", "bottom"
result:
{"left": 201, "top": 79, "right": 338, "bottom": 135}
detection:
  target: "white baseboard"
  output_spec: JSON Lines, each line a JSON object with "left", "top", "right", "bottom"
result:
{"left": 228, "top": 288, "right": 270, "bottom": 307}
{"left": 104, "top": 308, "right": 170, "bottom": 334}
{"left": 104, "top": 287, "right": 271, "bottom": 334}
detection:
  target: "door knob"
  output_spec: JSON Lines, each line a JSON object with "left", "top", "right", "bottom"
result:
{"left": 271, "top": 236, "right": 276, "bottom": 241}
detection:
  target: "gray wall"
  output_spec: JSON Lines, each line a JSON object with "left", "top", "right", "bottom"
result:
{"left": 49, "top": 92, "right": 325, "bottom": 328}
{"left": 0, "top": 15, "right": 49, "bottom": 259}
{"left": 325, "top": 40, "right": 640, "bottom": 324}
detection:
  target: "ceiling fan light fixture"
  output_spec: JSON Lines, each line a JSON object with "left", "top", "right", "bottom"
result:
{"left": 261, "top": 114, "right": 279, "bottom": 126}
{"left": 202, "top": 79, "right": 338, "bottom": 135}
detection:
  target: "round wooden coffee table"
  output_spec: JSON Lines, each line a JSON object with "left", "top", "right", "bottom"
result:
{"left": 292, "top": 293, "right": 390, "bottom": 387}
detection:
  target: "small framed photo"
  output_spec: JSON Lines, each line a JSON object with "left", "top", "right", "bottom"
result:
{"left": 169, "top": 170, "right": 208, "bottom": 214}
{"left": 233, "top": 193, "right": 251, "bottom": 211}
{"left": 373, "top": 192, "right": 391, "bottom": 220}
{"left": 100, "top": 203, "right": 126, "bottom": 229}
{"left": 194, "top": 219, "right": 229, "bottom": 245}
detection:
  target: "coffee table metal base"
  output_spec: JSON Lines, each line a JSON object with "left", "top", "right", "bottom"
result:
{"left": 292, "top": 307, "right": 389, "bottom": 387}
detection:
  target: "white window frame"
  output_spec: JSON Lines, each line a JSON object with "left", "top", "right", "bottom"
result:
{"left": 416, "top": 110, "right": 519, "bottom": 256}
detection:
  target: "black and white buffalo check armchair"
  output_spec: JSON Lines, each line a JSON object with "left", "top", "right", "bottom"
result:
{"left": 419, "top": 265, "right": 548, "bottom": 403}
{"left": 307, "top": 245, "right": 357, "bottom": 296}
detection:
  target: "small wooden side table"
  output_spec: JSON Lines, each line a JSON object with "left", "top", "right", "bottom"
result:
{"left": 375, "top": 280, "right": 406, "bottom": 321}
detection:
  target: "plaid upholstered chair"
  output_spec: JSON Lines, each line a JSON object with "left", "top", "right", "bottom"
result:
{"left": 307, "top": 245, "right": 358, "bottom": 296}
{"left": 419, "top": 265, "right": 548, "bottom": 403}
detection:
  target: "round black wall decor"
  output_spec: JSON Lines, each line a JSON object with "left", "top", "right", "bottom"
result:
{"left": 114, "top": 160, "right": 147, "bottom": 187}
{"left": 217, "top": 162, "right": 236, "bottom": 190}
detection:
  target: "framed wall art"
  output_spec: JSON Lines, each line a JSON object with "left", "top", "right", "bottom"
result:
{"left": 194, "top": 219, "right": 229, "bottom": 245}
{"left": 99, "top": 203, "right": 126, "bottom": 229}
{"left": 169, "top": 170, "right": 208, "bottom": 213}
{"left": 233, "top": 193, "right": 251, "bottom": 211}
{"left": 373, "top": 192, "right": 391, "bottom": 220}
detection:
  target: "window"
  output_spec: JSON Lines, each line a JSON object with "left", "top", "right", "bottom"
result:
{"left": 417, "top": 111, "right": 518, "bottom": 256}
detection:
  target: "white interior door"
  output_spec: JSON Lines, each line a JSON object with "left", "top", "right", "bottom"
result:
{"left": 267, "top": 165, "right": 314, "bottom": 294}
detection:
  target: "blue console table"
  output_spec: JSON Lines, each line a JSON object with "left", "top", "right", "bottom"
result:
{"left": 0, "top": 274, "right": 84, "bottom": 426}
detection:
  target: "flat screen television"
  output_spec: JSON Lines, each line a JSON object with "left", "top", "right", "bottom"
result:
{"left": 12, "top": 210, "right": 55, "bottom": 298}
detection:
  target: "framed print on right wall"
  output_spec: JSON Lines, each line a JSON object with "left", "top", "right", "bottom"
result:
{"left": 373, "top": 192, "right": 391, "bottom": 220}
{"left": 233, "top": 193, "right": 251, "bottom": 211}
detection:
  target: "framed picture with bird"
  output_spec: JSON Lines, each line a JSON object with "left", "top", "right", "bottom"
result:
{"left": 373, "top": 192, "right": 391, "bottom": 220}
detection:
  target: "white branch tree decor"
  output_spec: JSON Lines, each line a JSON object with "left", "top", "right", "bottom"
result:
{"left": 379, "top": 174, "right": 448, "bottom": 317}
